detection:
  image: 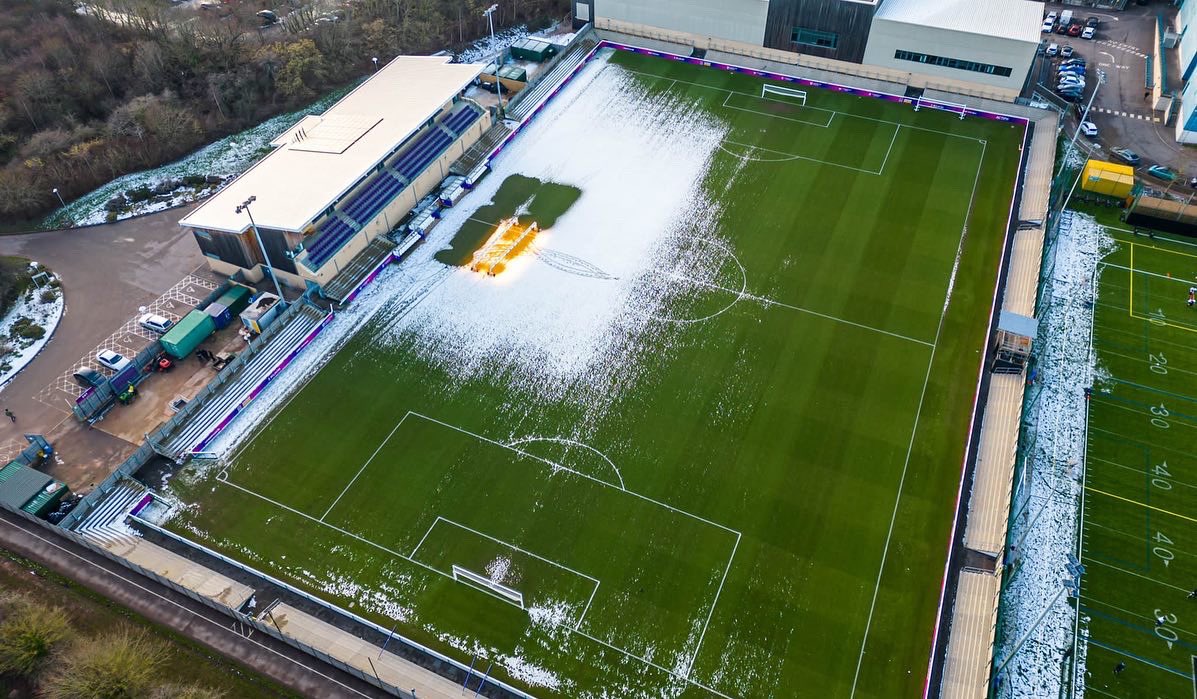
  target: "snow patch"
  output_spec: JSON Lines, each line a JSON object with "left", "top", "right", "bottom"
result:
{"left": 0, "top": 279, "right": 65, "bottom": 391}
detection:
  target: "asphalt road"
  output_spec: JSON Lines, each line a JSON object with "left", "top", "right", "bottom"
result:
{"left": 0, "top": 207, "right": 204, "bottom": 486}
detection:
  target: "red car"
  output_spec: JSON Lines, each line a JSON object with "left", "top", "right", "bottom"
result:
{"left": 1068, "top": 22, "right": 1083, "bottom": 36}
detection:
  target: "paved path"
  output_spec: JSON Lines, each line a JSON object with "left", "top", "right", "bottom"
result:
{"left": 0, "top": 208, "right": 204, "bottom": 487}
{"left": 0, "top": 506, "right": 391, "bottom": 699}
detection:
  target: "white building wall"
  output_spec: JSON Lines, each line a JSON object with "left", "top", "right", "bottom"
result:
{"left": 863, "top": 20, "right": 1036, "bottom": 92}
{"left": 593, "top": 0, "right": 769, "bottom": 47}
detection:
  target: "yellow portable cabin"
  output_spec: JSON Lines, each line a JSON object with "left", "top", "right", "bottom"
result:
{"left": 1081, "top": 159, "right": 1134, "bottom": 198}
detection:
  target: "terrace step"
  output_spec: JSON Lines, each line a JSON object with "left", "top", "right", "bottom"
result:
{"left": 321, "top": 237, "right": 398, "bottom": 303}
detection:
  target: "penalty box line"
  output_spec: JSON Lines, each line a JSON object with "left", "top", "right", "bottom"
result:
{"left": 409, "top": 515, "right": 602, "bottom": 629}
{"left": 720, "top": 123, "right": 899, "bottom": 176}
{"left": 720, "top": 92, "right": 836, "bottom": 127}
{"left": 304, "top": 409, "right": 741, "bottom": 685}
{"left": 216, "top": 469, "right": 739, "bottom": 696}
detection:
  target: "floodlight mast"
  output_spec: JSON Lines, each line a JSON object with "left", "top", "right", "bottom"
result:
{"left": 235, "top": 195, "right": 287, "bottom": 302}
{"left": 483, "top": 4, "right": 504, "bottom": 114}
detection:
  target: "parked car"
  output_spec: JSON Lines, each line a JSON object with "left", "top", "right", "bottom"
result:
{"left": 96, "top": 349, "right": 132, "bottom": 372}
{"left": 1061, "top": 57, "right": 1087, "bottom": 66}
{"left": 138, "top": 313, "right": 173, "bottom": 334}
{"left": 1056, "top": 22, "right": 1070, "bottom": 34}
{"left": 1079, "top": 121, "right": 1098, "bottom": 137}
{"left": 1110, "top": 147, "right": 1141, "bottom": 165}
{"left": 1147, "top": 165, "right": 1178, "bottom": 181}
{"left": 1046, "top": 11, "right": 1057, "bottom": 22}
{"left": 1046, "top": 43, "right": 1060, "bottom": 56}
{"left": 1068, "top": 23, "right": 1084, "bottom": 37}
{"left": 1058, "top": 78, "right": 1086, "bottom": 90}
{"left": 1042, "top": 19, "right": 1055, "bottom": 33}
{"left": 1082, "top": 26, "right": 1096, "bottom": 40}
{"left": 1061, "top": 45, "right": 1074, "bottom": 58}
{"left": 71, "top": 367, "right": 106, "bottom": 388}
{"left": 1086, "top": 16, "right": 1099, "bottom": 28}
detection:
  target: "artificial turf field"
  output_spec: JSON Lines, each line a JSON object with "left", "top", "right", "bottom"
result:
{"left": 167, "top": 50, "right": 1025, "bottom": 697}
{"left": 1081, "top": 225, "right": 1197, "bottom": 699}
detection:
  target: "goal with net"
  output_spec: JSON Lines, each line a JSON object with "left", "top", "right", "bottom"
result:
{"left": 452, "top": 564, "right": 525, "bottom": 608}
{"left": 913, "top": 96, "right": 967, "bottom": 120}
{"left": 761, "top": 85, "right": 807, "bottom": 106}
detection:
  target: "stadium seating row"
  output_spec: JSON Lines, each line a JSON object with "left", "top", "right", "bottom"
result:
{"left": 394, "top": 130, "right": 453, "bottom": 180}
{"left": 305, "top": 217, "right": 357, "bottom": 269}
{"left": 443, "top": 107, "right": 481, "bottom": 135}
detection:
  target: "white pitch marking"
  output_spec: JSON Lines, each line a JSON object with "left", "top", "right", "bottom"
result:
{"left": 720, "top": 92, "right": 836, "bottom": 128}
{"left": 504, "top": 436, "right": 626, "bottom": 490}
{"left": 1082, "top": 556, "right": 1189, "bottom": 593}
{"left": 321, "top": 412, "right": 411, "bottom": 521}
{"left": 685, "top": 531, "right": 741, "bottom": 678}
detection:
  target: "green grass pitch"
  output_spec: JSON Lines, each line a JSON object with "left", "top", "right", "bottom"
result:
{"left": 1080, "top": 224, "right": 1197, "bottom": 699}
{"left": 166, "top": 50, "right": 1025, "bottom": 697}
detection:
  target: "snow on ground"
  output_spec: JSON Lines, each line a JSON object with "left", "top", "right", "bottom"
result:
{"left": 372, "top": 53, "right": 732, "bottom": 420}
{"left": 455, "top": 24, "right": 531, "bottom": 64}
{"left": 42, "top": 85, "right": 356, "bottom": 229}
{"left": 0, "top": 276, "right": 65, "bottom": 392}
{"left": 995, "top": 212, "right": 1113, "bottom": 699}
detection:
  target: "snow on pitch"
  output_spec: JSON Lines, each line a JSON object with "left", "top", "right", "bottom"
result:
{"left": 375, "top": 52, "right": 732, "bottom": 409}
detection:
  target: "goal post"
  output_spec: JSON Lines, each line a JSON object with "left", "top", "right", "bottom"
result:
{"left": 452, "top": 564, "right": 526, "bottom": 609}
{"left": 914, "top": 96, "right": 967, "bottom": 120}
{"left": 762, "top": 85, "right": 807, "bottom": 106}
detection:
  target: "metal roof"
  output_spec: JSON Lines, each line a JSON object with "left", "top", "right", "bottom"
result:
{"left": 875, "top": 0, "right": 1045, "bottom": 45}
{"left": 0, "top": 461, "right": 52, "bottom": 510}
{"left": 998, "top": 310, "right": 1038, "bottom": 339}
{"left": 179, "top": 56, "right": 485, "bottom": 234}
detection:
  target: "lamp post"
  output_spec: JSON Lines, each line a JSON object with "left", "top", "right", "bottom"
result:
{"left": 372, "top": 56, "right": 379, "bottom": 71}
{"left": 234, "top": 196, "right": 286, "bottom": 302}
{"left": 483, "top": 4, "right": 503, "bottom": 114}
{"left": 52, "top": 188, "right": 65, "bottom": 208}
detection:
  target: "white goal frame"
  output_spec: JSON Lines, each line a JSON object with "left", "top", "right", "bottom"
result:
{"left": 914, "top": 96, "right": 967, "bottom": 120}
{"left": 452, "top": 564, "right": 526, "bottom": 609}
{"left": 761, "top": 85, "right": 807, "bottom": 106}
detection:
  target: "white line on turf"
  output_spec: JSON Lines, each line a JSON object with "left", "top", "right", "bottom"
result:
{"left": 1101, "top": 261, "right": 1194, "bottom": 284}
{"left": 623, "top": 65, "right": 983, "bottom": 142}
{"left": 719, "top": 138, "right": 886, "bottom": 175}
{"left": 685, "top": 531, "right": 740, "bottom": 678}
{"left": 504, "top": 436, "right": 626, "bottom": 489}
{"left": 849, "top": 132, "right": 987, "bottom": 699}
{"left": 1083, "top": 595, "right": 1197, "bottom": 639}
{"left": 320, "top": 413, "right": 411, "bottom": 521}
{"left": 875, "top": 124, "right": 901, "bottom": 176}
{"left": 1084, "top": 640, "right": 1194, "bottom": 679}
{"left": 1082, "top": 556, "right": 1189, "bottom": 592}
{"left": 1089, "top": 426, "right": 1197, "bottom": 460}
{"left": 409, "top": 518, "right": 439, "bottom": 558}
{"left": 720, "top": 92, "right": 835, "bottom": 127}
{"left": 1089, "top": 456, "right": 1197, "bottom": 491}
{"left": 577, "top": 581, "right": 600, "bottom": 630}
{"left": 666, "top": 273, "right": 935, "bottom": 347}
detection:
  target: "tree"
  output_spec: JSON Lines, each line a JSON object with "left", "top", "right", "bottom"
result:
{"left": 267, "top": 39, "right": 326, "bottom": 99}
{"left": 43, "top": 627, "right": 169, "bottom": 699}
{"left": 0, "top": 595, "right": 72, "bottom": 676}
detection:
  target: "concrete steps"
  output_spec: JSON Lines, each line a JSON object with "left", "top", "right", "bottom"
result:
{"left": 507, "top": 38, "right": 597, "bottom": 122}
{"left": 75, "top": 480, "right": 146, "bottom": 548}
{"left": 322, "top": 237, "right": 397, "bottom": 303}
{"left": 162, "top": 305, "right": 328, "bottom": 458}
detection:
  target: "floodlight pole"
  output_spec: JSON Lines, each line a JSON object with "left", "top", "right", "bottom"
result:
{"left": 235, "top": 196, "right": 287, "bottom": 302}
{"left": 1050, "top": 70, "right": 1106, "bottom": 240}
{"left": 483, "top": 4, "right": 503, "bottom": 114}
{"left": 52, "top": 187, "right": 65, "bottom": 208}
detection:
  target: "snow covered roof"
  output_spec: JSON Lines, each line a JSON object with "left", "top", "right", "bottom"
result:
{"left": 875, "top": 0, "right": 1045, "bottom": 45}
{"left": 180, "top": 56, "right": 485, "bottom": 234}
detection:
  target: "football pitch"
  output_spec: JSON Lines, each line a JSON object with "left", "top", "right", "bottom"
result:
{"left": 166, "top": 49, "right": 1025, "bottom": 697}
{"left": 1081, "top": 226, "right": 1197, "bottom": 698}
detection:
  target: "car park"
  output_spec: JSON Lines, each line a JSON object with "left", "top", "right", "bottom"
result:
{"left": 1148, "top": 165, "right": 1178, "bottom": 181}
{"left": 1110, "top": 147, "right": 1141, "bottom": 165}
{"left": 96, "top": 349, "right": 132, "bottom": 373}
{"left": 138, "top": 313, "right": 173, "bottom": 334}
{"left": 1079, "top": 121, "right": 1098, "bottom": 137}
{"left": 1047, "top": 43, "right": 1059, "bottom": 56}
{"left": 1082, "top": 26, "right": 1096, "bottom": 40}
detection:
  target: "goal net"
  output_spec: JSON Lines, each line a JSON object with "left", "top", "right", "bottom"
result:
{"left": 914, "top": 96, "right": 967, "bottom": 120}
{"left": 452, "top": 564, "right": 525, "bottom": 608}
{"left": 762, "top": 85, "right": 807, "bottom": 106}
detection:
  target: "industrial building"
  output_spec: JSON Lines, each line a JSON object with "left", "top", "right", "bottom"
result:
{"left": 1175, "top": 0, "right": 1197, "bottom": 142}
{"left": 180, "top": 56, "right": 490, "bottom": 291}
{"left": 580, "top": 0, "right": 1043, "bottom": 97}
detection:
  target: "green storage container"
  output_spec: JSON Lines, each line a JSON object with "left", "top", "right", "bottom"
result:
{"left": 161, "top": 310, "right": 216, "bottom": 359}
{"left": 497, "top": 65, "right": 528, "bottom": 82}
{"left": 215, "top": 285, "right": 253, "bottom": 316}
{"left": 511, "top": 38, "right": 555, "bottom": 62}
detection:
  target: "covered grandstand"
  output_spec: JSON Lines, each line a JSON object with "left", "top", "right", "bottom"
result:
{"left": 180, "top": 55, "right": 490, "bottom": 290}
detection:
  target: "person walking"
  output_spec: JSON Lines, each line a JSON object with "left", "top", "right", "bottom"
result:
{"left": 1114, "top": 661, "right": 1126, "bottom": 675}
{"left": 4, "top": 409, "right": 15, "bottom": 423}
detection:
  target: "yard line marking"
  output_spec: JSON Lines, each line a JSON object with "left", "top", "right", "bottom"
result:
{"left": 850, "top": 130, "right": 984, "bottom": 699}
{"left": 1089, "top": 425, "right": 1197, "bottom": 459}
{"left": 1084, "top": 485, "right": 1197, "bottom": 524}
{"left": 685, "top": 531, "right": 740, "bottom": 678}
{"left": 1094, "top": 347, "right": 1197, "bottom": 380}
{"left": 1082, "top": 556, "right": 1188, "bottom": 592}
{"left": 1087, "top": 519, "right": 1197, "bottom": 559}
{"left": 320, "top": 412, "right": 411, "bottom": 521}
{"left": 1103, "top": 261, "right": 1192, "bottom": 284}
{"left": 1084, "top": 639, "right": 1194, "bottom": 679}
{"left": 1089, "top": 456, "right": 1197, "bottom": 491}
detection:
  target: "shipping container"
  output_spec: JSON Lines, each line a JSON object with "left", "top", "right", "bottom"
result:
{"left": 215, "top": 285, "right": 253, "bottom": 315}
{"left": 511, "top": 38, "right": 556, "bottom": 62}
{"left": 205, "top": 302, "right": 233, "bottom": 330}
{"left": 240, "top": 293, "right": 283, "bottom": 334}
{"left": 161, "top": 310, "right": 216, "bottom": 359}
{"left": 1081, "top": 159, "right": 1134, "bottom": 198}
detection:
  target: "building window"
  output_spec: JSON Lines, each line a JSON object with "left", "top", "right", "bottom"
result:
{"left": 893, "top": 49, "right": 1013, "bottom": 78}
{"left": 792, "top": 27, "right": 838, "bottom": 50}
{"left": 194, "top": 229, "right": 212, "bottom": 241}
